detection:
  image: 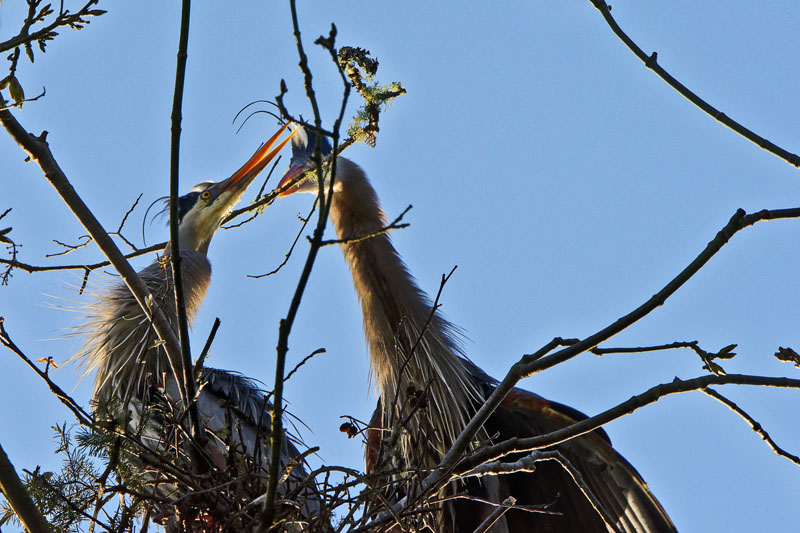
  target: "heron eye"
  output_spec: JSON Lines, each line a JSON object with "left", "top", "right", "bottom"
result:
{"left": 200, "top": 190, "right": 212, "bottom": 200}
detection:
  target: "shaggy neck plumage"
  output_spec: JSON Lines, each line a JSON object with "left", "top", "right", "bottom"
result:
{"left": 328, "top": 158, "right": 482, "bottom": 465}
{"left": 80, "top": 251, "right": 211, "bottom": 407}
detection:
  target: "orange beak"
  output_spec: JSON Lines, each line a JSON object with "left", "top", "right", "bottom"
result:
{"left": 276, "top": 163, "right": 311, "bottom": 197}
{"left": 220, "top": 122, "right": 297, "bottom": 194}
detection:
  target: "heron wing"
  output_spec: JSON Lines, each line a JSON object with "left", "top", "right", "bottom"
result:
{"left": 474, "top": 386, "right": 676, "bottom": 533}
{"left": 365, "top": 386, "right": 674, "bottom": 533}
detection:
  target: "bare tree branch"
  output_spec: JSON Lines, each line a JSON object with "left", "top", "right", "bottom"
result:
{"left": 0, "top": 317, "right": 95, "bottom": 427}
{"left": 0, "top": 441, "right": 53, "bottom": 533}
{"left": 455, "top": 374, "right": 800, "bottom": 476}
{"left": 259, "top": 13, "right": 352, "bottom": 531}
{"left": 384, "top": 206, "right": 800, "bottom": 515}
{"left": 0, "top": 0, "right": 103, "bottom": 55}
{"left": 0, "top": 107, "right": 186, "bottom": 415}
{"left": 167, "top": 0, "right": 201, "bottom": 440}
{"left": 588, "top": 0, "right": 800, "bottom": 169}
{"left": 0, "top": 242, "right": 166, "bottom": 274}
{"left": 319, "top": 204, "right": 412, "bottom": 247}
{"left": 702, "top": 387, "right": 800, "bottom": 466}
{"left": 471, "top": 496, "right": 516, "bottom": 533}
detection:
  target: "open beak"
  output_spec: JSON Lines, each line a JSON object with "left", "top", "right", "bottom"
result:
{"left": 219, "top": 122, "right": 297, "bottom": 195}
{"left": 276, "top": 163, "right": 312, "bottom": 197}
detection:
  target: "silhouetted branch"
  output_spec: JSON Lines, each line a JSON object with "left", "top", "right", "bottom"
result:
{"left": 592, "top": 340, "right": 738, "bottom": 375}
{"left": 455, "top": 374, "right": 800, "bottom": 476}
{"left": 408, "top": 206, "right": 800, "bottom": 508}
{"left": 47, "top": 235, "right": 91, "bottom": 257}
{"left": 461, "top": 450, "right": 618, "bottom": 531}
{"left": 542, "top": 451, "right": 620, "bottom": 533}
{"left": 168, "top": 0, "right": 199, "bottom": 439}
{"left": 392, "top": 265, "right": 457, "bottom": 408}
{"left": 591, "top": 340, "right": 698, "bottom": 355}
{"left": 0, "top": 194, "right": 154, "bottom": 288}
{"left": 0, "top": 441, "right": 53, "bottom": 533}
{"left": 0, "top": 0, "right": 104, "bottom": 55}
{"left": 193, "top": 317, "right": 221, "bottom": 382}
{"left": 524, "top": 208, "right": 799, "bottom": 377}
{"left": 0, "top": 317, "right": 95, "bottom": 427}
{"left": 0, "top": 242, "right": 166, "bottom": 274}
{"left": 472, "top": 496, "right": 516, "bottom": 533}
{"left": 319, "top": 204, "right": 412, "bottom": 247}
{"left": 248, "top": 201, "right": 317, "bottom": 279}
{"left": 0, "top": 107, "right": 185, "bottom": 412}
{"left": 0, "top": 210, "right": 19, "bottom": 286}
{"left": 259, "top": 0, "right": 329, "bottom": 525}
{"left": 284, "top": 348, "right": 326, "bottom": 383}
{"left": 112, "top": 193, "right": 142, "bottom": 252}
{"left": 702, "top": 387, "right": 800, "bottom": 466}
{"left": 222, "top": 157, "right": 283, "bottom": 229}
{"left": 588, "top": 0, "right": 800, "bottom": 169}
{"left": 0, "top": 87, "right": 46, "bottom": 111}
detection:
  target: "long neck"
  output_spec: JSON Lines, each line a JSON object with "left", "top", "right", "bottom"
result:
{"left": 80, "top": 251, "right": 212, "bottom": 407}
{"left": 329, "top": 159, "right": 481, "bottom": 464}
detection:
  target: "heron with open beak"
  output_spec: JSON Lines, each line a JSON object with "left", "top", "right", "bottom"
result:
{"left": 75, "top": 124, "right": 320, "bottom": 530}
{"left": 277, "top": 126, "right": 675, "bottom": 533}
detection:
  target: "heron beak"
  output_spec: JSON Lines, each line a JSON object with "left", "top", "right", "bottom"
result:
{"left": 276, "top": 163, "right": 313, "bottom": 197}
{"left": 219, "top": 122, "right": 297, "bottom": 195}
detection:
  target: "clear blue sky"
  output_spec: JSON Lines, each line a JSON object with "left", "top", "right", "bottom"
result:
{"left": 2, "top": 1, "right": 799, "bottom": 531}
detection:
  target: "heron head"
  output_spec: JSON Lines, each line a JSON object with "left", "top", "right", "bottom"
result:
{"left": 170, "top": 123, "right": 296, "bottom": 255}
{"left": 276, "top": 125, "right": 334, "bottom": 197}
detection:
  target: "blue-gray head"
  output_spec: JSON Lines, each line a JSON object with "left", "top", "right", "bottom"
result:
{"left": 276, "top": 125, "right": 334, "bottom": 197}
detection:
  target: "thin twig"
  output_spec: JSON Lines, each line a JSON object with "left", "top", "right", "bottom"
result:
{"left": 319, "top": 204, "right": 412, "bottom": 247}
{"left": 193, "top": 317, "right": 221, "bottom": 382}
{"left": 283, "top": 348, "right": 326, "bottom": 383}
{"left": 248, "top": 201, "right": 317, "bottom": 279}
{"left": 541, "top": 451, "right": 620, "bottom": 533}
{"left": 47, "top": 235, "right": 91, "bottom": 257}
{"left": 702, "top": 387, "right": 800, "bottom": 466}
{"left": 222, "top": 156, "right": 283, "bottom": 230}
{"left": 472, "top": 496, "right": 516, "bottom": 533}
{"left": 591, "top": 340, "right": 698, "bottom": 355}
{"left": 0, "top": 0, "right": 101, "bottom": 55}
{"left": 0, "top": 317, "right": 95, "bottom": 427}
{"left": 588, "top": 0, "right": 800, "bottom": 169}
{"left": 454, "top": 374, "right": 800, "bottom": 477}
{"left": 0, "top": 242, "right": 166, "bottom": 274}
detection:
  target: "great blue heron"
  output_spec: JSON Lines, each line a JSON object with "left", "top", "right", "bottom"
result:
{"left": 74, "top": 124, "right": 319, "bottom": 530}
{"left": 277, "top": 127, "right": 676, "bottom": 532}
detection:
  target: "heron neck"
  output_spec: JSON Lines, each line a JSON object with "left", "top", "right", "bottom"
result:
{"left": 328, "top": 159, "right": 481, "bottom": 462}
{"left": 88, "top": 251, "right": 212, "bottom": 406}
{"left": 164, "top": 230, "right": 212, "bottom": 257}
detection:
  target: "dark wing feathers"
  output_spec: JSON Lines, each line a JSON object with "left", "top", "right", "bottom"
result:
{"left": 366, "top": 384, "right": 675, "bottom": 533}
{"left": 198, "top": 367, "right": 311, "bottom": 455}
{"left": 487, "top": 386, "right": 675, "bottom": 533}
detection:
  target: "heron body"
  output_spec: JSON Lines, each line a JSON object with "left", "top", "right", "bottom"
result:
{"left": 75, "top": 125, "right": 319, "bottom": 528}
{"left": 278, "top": 128, "right": 675, "bottom": 532}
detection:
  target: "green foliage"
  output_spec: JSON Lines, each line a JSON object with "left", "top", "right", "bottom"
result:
{"left": 338, "top": 46, "right": 406, "bottom": 147}
{"left": 0, "top": 424, "right": 115, "bottom": 532}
